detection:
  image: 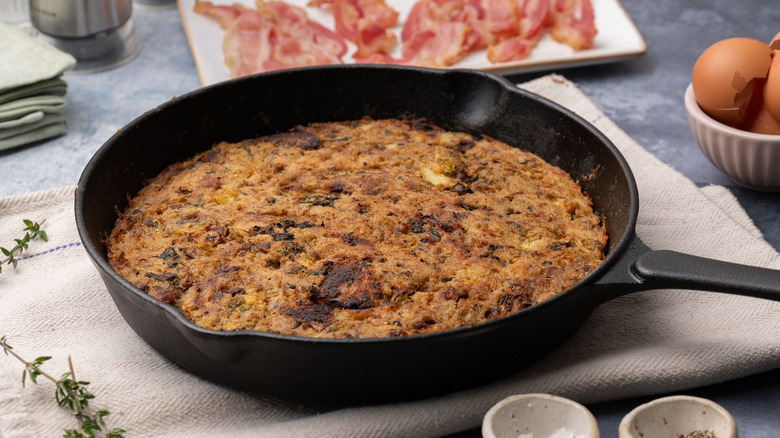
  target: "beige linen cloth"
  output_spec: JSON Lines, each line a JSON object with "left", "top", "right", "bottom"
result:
{"left": 2, "top": 75, "right": 780, "bottom": 437}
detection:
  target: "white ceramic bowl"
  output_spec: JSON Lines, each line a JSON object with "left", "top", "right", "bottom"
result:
{"left": 482, "top": 393, "right": 600, "bottom": 438}
{"left": 618, "top": 395, "right": 737, "bottom": 438}
{"left": 685, "top": 83, "right": 780, "bottom": 192}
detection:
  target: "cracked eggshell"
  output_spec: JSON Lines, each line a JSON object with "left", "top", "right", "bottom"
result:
{"left": 692, "top": 37, "right": 772, "bottom": 127}
{"left": 770, "top": 31, "right": 780, "bottom": 50}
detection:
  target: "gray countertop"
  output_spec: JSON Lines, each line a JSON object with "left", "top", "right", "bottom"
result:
{"left": 2, "top": 0, "right": 779, "bottom": 436}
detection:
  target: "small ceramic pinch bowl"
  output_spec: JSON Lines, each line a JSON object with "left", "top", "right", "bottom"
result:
{"left": 618, "top": 395, "right": 737, "bottom": 438}
{"left": 685, "top": 83, "right": 780, "bottom": 192}
{"left": 482, "top": 393, "right": 600, "bottom": 438}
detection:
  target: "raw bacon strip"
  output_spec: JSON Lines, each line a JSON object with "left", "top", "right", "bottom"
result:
{"left": 260, "top": 0, "right": 348, "bottom": 67}
{"left": 518, "top": 0, "right": 549, "bottom": 40}
{"left": 451, "top": 0, "right": 521, "bottom": 53}
{"left": 398, "top": 0, "right": 595, "bottom": 66}
{"left": 471, "top": 0, "right": 518, "bottom": 41}
{"left": 355, "top": 22, "right": 397, "bottom": 57}
{"left": 193, "top": 1, "right": 347, "bottom": 77}
{"left": 193, "top": 1, "right": 241, "bottom": 26}
{"left": 399, "top": 0, "right": 474, "bottom": 67}
{"left": 486, "top": 0, "right": 548, "bottom": 63}
{"left": 398, "top": 0, "right": 561, "bottom": 67}
{"left": 487, "top": 35, "right": 534, "bottom": 62}
{"left": 308, "top": 0, "right": 358, "bottom": 39}
{"left": 195, "top": 3, "right": 271, "bottom": 77}
{"left": 308, "top": 0, "right": 398, "bottom": 57}
{"left": 403, "top": 22, "right": 471, "bottom": 67}
{"left": 548, "top": 0, "right": 596, "bottom": 50}
{"left": 401, "top": 0, "right": 464, "bottom": 42}
{"left": 351, "top": 51, "right": 397, "bottom": 64}
{"left": 448, "top": 2, "right": 489, "bottom": 52}
{"left": 354, "top": 0, "right": 398, "bottom": 29}
{"left": 309, "top": 0, "right": 397, "bottom": 39}
{"left": 352, "top": 23, "right": 469, "bottom": 67}
{"left": 197, "top": 0, "right": 598, "bottom": 73}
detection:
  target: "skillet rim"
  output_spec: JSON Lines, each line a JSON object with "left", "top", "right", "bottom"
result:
{"left": 74, "top": 64, "right": 640, "bottom": 346}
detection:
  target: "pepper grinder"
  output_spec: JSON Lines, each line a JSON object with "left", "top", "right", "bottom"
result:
{"left": 29, "top": 0, "right": 142, "bottom": 74}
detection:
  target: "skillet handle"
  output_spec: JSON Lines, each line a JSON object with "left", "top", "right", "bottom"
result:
{"left": 590, "top": 236, "right": 780, "bottom": 303}
{"left": 633, "top": 250, "right": 780, "bottom": 301}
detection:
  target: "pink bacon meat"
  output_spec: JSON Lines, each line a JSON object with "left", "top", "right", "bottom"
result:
{"left": 397, "top": 0, "right": 528, "bottom": 67}
{"left": 488, "top": 0, "right": 597, "bottom": 63}
{"left": 548, "top": 0, "right": 596, "bottom": 50}
{"left": 308, "top": 0, "right": 399, "bottom": 57}
{"left": 194, "top": 0, "right": 348, "bottom": 77}
{"left": 487, "top": 0, "right": 549, "bottom": 63}
{"left": 394, "top": 0, "right": 595, "bottom": 67}
{"left": 194, "top": 0, "right": 596, "bottom": 74}
{"left": 395, "top": 0, "right": 470, "bottom": 66}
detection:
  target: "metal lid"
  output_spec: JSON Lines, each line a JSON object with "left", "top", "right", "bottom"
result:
{"left": 30, "top": 0, "right": 132, "bottom": 38}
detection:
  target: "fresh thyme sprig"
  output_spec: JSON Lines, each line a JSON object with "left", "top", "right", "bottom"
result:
{"left": 0, "top": 219, "right": 48, "bottom": 273}
{"left": 0, "top": 336, "right": 125, "bottom": 438}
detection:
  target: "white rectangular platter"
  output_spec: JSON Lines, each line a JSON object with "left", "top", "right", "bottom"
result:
{"left": 178, "top": 0, "right": 646, "bottom": 87}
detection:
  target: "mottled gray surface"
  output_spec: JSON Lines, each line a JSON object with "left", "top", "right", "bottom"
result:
{"left": 518, "top": 2, "right": 780, "bottom": 436}
{"left": 1, "top": 1, "right": 780, "bottom": 437}
{"left": 0, "top": 8, "right": 200, "bottom": 197}
{"left": 2, "top": 1, "right": 778, "bottom": 249}
{"left": 508, "top": 0, "right": 780, "bottom": 252}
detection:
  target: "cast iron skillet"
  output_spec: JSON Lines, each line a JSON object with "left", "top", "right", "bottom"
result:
{"left": 75, "top": 65, "right": 780, "bottom": 404}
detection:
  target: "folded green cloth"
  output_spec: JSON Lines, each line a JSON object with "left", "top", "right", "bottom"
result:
{"left": 0, "top": 95, "right": 67, "bottom": 123}
{"left": 0, "top": 22, "right": 75, "bottom": 150}
{"left": 0, "top": 113, "right": 66, "bottom": 150}
{"left": 0, "top": 77, "right": 68, "bottom": 105}
{"left": 0, "top": 111, "right": 44, "bottom": 129}
{"left": 0, "top": 22, "right": 76, "bottom": 93}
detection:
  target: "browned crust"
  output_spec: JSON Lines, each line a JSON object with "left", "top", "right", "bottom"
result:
{"left": 106, "top": 118, "right": 607, "bottom": 338}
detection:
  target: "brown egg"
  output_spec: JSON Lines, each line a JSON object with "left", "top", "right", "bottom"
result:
{"left": 763, "top": 49, "right": 780, "bottom": 122}
{"left": 692, "top": 38, "right": 772, "bottom": 127}
{"left": 745, "top": 102, "right": 780, "bottom": 135}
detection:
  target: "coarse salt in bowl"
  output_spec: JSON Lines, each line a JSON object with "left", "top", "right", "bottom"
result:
{"left": 482, "top": 393, "right": 600, "bottom": 438}
{"left": 685, "top": 83, "right": 780, "bottom": 192}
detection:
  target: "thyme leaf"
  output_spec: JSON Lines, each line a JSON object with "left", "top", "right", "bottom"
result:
{"left": 0, "top": 219, "right": 48, "bottom": 274}
{"left": 0, "top": 336, "right": 125, "bottom": 438}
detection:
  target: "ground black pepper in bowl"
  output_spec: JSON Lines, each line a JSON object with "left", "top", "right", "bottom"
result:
{"left": 680, "top": 432, "right": 717, "bottom": 438}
